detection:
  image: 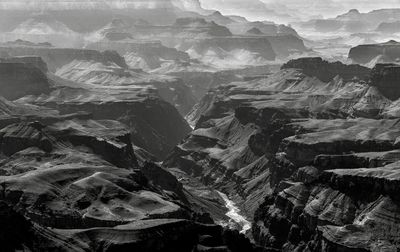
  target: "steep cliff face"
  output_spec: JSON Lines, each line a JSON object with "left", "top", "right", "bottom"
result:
{"left": 281, "top": 57, "right": 371, "bottom": 82}
{"left": 264, "top": 35, "right": 307, "bottom": 58}
{"left": 252, "top": 119, "right": 400, "bottom": 251}
{"left": 369, "top": 63, "right": 400, "bottom": 100}
{"left": 0, "top": 62, "right": 51, "bottom": 100}
{"left": 349, "top": 40, "right": 400, "bottom": 65}
{"left": 0, "top": 56, "right": 48, "bottom": 72}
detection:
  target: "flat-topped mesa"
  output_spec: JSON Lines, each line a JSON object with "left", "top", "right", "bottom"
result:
{"left": 0, "top": 56, "right": 48, "bottom": 73}
{"left": 0, "top": 45, "right": 127, "bottom": 72}
{"left": 370, "top": 63, "right": 400, "bottom": 100}
{"left": 349, "top": 40, "right": 400, "bottom": 64}
{"left": 0, "top": 62, "right": 51, "bottom": 100}
{"left": 281, "top": 57, "right": 370, "bottom": 82}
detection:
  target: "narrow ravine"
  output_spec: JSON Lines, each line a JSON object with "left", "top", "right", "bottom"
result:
{"left": 217, "top": 191, "right": 252, "bottom": 234}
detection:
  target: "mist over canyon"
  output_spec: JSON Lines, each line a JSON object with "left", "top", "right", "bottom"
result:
{"left": 1, "top": 0, "right": 400, "bottom": 252}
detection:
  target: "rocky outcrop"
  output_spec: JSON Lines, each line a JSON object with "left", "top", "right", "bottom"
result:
{"left": 349, "top": 40, "right": 400, "bottom": 65}
{"left": 281, "top": 57, "right": 370, "bottom": 82}
{"left": 253, "top": 159, "right": 400, "bottom": 251}
{"left": 0, "top": 45, "right": 127, "bottom": 72}
{"left": 369, "top": 63, "right": 400, "bottom": 100}
{"left": 21, "top": 89, "right": 191, "bottom": 160}
{"left": 265, "top": 35, "right": 308, "bottom": 58}
{"left": 0, "top": 46, "right": 193, "bottom": 159}
{"left": 243, "top": 77, "right": 400, "bottom": 251}
{"left": 0, "top": 120, "right": 177, "bottom": 226}
{"left": 164, "top": 57, "right": 400, "bottom": 251}
{"left": 0, "top": 62, "right": 51, "bottom": 100}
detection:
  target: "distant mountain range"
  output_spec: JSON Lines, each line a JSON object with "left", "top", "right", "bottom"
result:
{"left": 0, "top": 0, "right": 204, "bottom": 12}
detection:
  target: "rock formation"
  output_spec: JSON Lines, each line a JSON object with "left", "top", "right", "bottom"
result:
{"left": 282, "top": 57, "right": 370, "bottom": 82}
{"left": 370, "top": 63, "right": 400, "bottom": 100}
{"left": 0, "top": 43, "right": 128, "bottom": 71}
{"left": 349, "top": 40, "right": 400, "bottom": 65}
{"left": 0, "top": 62, "right": 51, "bottom": 100}
{"left": 0, "top": 51, "right": 194, "bottom": 160}
{"left": 4, "top": 2, "right": 400, "bottom": 251}
{"left": 0, "top": 116, "right": 260, "bottom": 251}
{"left": 165, "top": 57, "right": 400, "bottom": 251}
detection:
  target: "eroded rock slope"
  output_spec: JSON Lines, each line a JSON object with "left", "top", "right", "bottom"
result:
{"left": 165, "top": 57, "right": 400, "bottom": 251}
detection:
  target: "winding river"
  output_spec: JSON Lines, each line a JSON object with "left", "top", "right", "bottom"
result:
{"left": 217, "top": 191, "right": 252, "bottom": 234}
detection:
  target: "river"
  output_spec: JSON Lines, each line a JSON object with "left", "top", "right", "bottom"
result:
{"left": 217, "top": 191, "right": 252, "bottom": 234}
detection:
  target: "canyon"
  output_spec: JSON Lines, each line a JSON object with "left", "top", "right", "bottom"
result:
{"left": 1, "top": 1, "right": 400, "bottom": 252}
{"left": 165, "top": 57, "right": 400, "bottom": 251}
